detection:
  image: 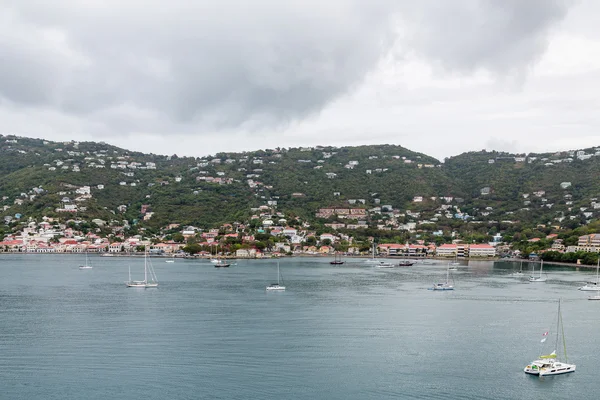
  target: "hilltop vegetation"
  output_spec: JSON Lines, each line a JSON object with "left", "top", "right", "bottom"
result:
{"left": 1, "top": 134, "right": 600, "bottom": 246}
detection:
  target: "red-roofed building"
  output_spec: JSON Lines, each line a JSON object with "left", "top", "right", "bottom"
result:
{"left": 468, "top": 244, "right": 496, "bottom": 257}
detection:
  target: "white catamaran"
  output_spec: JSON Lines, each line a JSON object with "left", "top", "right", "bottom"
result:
{"left": 266, "top": 261, "right": 285, "bottom": 291}
{"left": 524, "top": 299, "right": 576, "bottom": 376}
{"left": 529, "top": 260, "right": 547, "bottom": 282}
{"left": 126, "top": 249, "right": 158, "bottom": 288}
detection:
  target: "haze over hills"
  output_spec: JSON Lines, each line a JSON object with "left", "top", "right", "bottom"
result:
{"left": 1, "top": 134, "right": 600, "bottom": 243}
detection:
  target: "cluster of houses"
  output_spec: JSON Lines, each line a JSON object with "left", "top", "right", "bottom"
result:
{"left": 488, "top": 148, "right": 600, "bottom": 166}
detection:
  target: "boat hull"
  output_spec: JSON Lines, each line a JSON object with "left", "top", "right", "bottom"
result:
{"left": 578, "top": 285, "right": 600, "bottom": 291}
{"left": 266, "top": 285, "right": 285, "bottom": 291}
{"left": 529, "top": 278, "right": 547, "bottom": 282}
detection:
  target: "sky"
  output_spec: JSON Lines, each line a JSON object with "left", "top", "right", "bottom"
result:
{"left": 1, "top": 0, "right": 599, "bottom": 161}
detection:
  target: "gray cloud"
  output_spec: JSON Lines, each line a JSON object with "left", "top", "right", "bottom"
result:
{"left": 0, "top": 0, "right": 575, "bottom": 135}
{"left": 400, "top": 0, "right": 573, "bottom": 77}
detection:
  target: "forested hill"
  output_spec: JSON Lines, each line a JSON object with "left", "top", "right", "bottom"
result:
{"left": 1, "top": 134, "right": 599, "bottom": 235}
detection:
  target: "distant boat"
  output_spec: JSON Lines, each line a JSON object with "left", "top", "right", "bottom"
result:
{"left": 397, "top": 259, "right": 415, "bottom": 267}
{"left": 529, "top": 260, "right": 547, "bottom": 283}
{"left": 126, "top": 248, "right": 158, "bottom": 288}
{"left": 447, "top": 262, "right": 458, "bottom": 271}
{"left": 330, "top": 252, "right": 344, "bottom": 265}
{"left": 375, "top": 261, "right": 395, "bottom": 268}
{"left": 266, "top": 261, "right": 285, "bottom": 291}
{"left": 165, "top": 254, "right": 175, "bottom": 263}
{"left": 365, "top": 243, "right": 380, "bottom": 264}
{"left": 214, "top": 258, "right": 230, "bottom": 268}
{"left": 79, "top": 252, "right": 93, "bottom": 269}
{"left": 579, "top": 259, "right": 600, "bottom": 291}
{"left": 429, "top": 265, "right": 454, "bottom": 290}
{"left": 510, "top": 261, "right": 524, "bottom": 277}
{"left": 524, "top": 299, "right": 575, "bottom": 376}
{"left": 449, "top": 253, "right": 460, "bottom": 266}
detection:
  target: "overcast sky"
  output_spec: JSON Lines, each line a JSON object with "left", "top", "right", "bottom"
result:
{"left": 1, "top": 0, "right": 598, "bottom": 160}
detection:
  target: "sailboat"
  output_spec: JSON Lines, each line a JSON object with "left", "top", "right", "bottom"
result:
{"left": 79, "top": 251, "right": 93, "bottom": 269}
{"left": 126, "top": 248, "right": 159, "bottom": 288}
{"left": 365, "top": 243, "right": 380, "bottom": 264}
{"left": 330, "top": 252, "right": 344, "bottom": 265}
{"left": 529, "top": 260, "right": 547, "bottom": 282}
{"left": 429, "top": 265, "right": 454, "bottom": 290}
{"left": 450, "top": 252, "right": 460, "bottom": 266}
{"left": 524, "top": 299, "right": 576, "bottom": 376}
{"left": 579, "top": 259, "right": 600, "bottom": 291}
{"left": 510, "top": 261, "right": 525, "bottom": 277}
{"left": 266, "top": 261, "right": 285, "bottom": 291}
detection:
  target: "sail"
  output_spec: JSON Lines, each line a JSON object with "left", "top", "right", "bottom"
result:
{"left": 540, "top": 352, "right": 557, "bottom": 359}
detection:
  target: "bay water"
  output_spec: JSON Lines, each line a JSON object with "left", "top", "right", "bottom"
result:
{"left": 1, "top": 255, "right": 598, "bottom": 399}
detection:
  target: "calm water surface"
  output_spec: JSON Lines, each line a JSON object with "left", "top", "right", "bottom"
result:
{"left": 0, "top": 255, "right": 598, "bottom": 399}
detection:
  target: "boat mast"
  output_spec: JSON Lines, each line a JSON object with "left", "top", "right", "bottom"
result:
{"left": 558, "top": 299, "right": 568, "bottom": 362}
{"left": 277, "top": 261, "right": 280, "bottom": 285}
{"left": 144, "top": 247, "right": 148, "bottom": 284}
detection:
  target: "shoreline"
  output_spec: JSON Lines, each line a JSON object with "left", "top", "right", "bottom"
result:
{"left": 0, "top": 252, "right": 595, "bottom": 269}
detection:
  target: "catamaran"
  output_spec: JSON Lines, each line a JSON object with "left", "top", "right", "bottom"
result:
{"left": 266, "top": 261, "right": 285, "bottom": 291}
{"left": 429, "top": 265, "right": 454, "bottom": 290}
{"left": 126, "top": 249, "right": 158, "bottom": 288}
{"left": 524, "top": 299, "right": 575, "bottom": 376}
{"left": 579, "top": 259, "right": 600, "bottom": 291}
{"left": 529, "top": 260, "right": 547, "bottom": 282}
{"left": 79, "top": 252, "right": 93, "bottom": 269}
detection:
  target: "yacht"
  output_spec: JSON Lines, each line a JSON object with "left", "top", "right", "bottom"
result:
{"left": 579, "top": 260, "right": 600, "bottom": 291}
{"left": 365, "top": 243, "right": 381, "bottom": 264}
{"left": 529, "top": 260, "right": 547, "bottom": 282}
{"left": 126, "top": 248, "right": 158, "bottom": 288}
{"left": 397, "top": 259, "right": 415, "bottom": 267}
{"left": 266, "top": 261, "right": 285, "bottom": 291}
{"left": 79, "top": 252, "right": 93, "bottom": 269}
{"left": 375, "top": 261, "right": 395, "bottom": 268}
{"left": 429, "top": 265, "right": 454, "bottom": 290}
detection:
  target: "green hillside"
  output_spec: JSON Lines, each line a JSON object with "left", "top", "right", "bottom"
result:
{"left": 1, "top": 134, "right": 600, "bottom": 239}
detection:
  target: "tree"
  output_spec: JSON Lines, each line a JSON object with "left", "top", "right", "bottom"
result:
{"left": 172, "top": 233, "right": 185, "bottom": 243}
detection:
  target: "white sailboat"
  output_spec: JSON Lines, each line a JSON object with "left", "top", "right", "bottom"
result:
{"left": 510, "top": 261, "right": 524, "bottom": 277}
{"left": 524, "top": 299, "right": 576, "bottom": 376}
{"left": 375, "top": 260, "right": 395, "bottom": 268}
{"left": 449, "top": 253, "right": 460, "bottom": 266}
{"left": 579, "top": 259, "right": 600, "bottom": 291}
{"left": 79, "top": 251, "right": 93, "bottom": 269}
{"left": 430, "top": 265, "right": 454, "bottom": 290}
{"left": 266, "top": 261, "right": 285, "bottom": 291}
{"left": 529, "top": 260, "right": 547, "bottom": 282}
{"left": 126, "top": 248, "right": 158, "bottom": 288}
{"left": 365, "top": 243, "right": 380, "bottom": 264}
